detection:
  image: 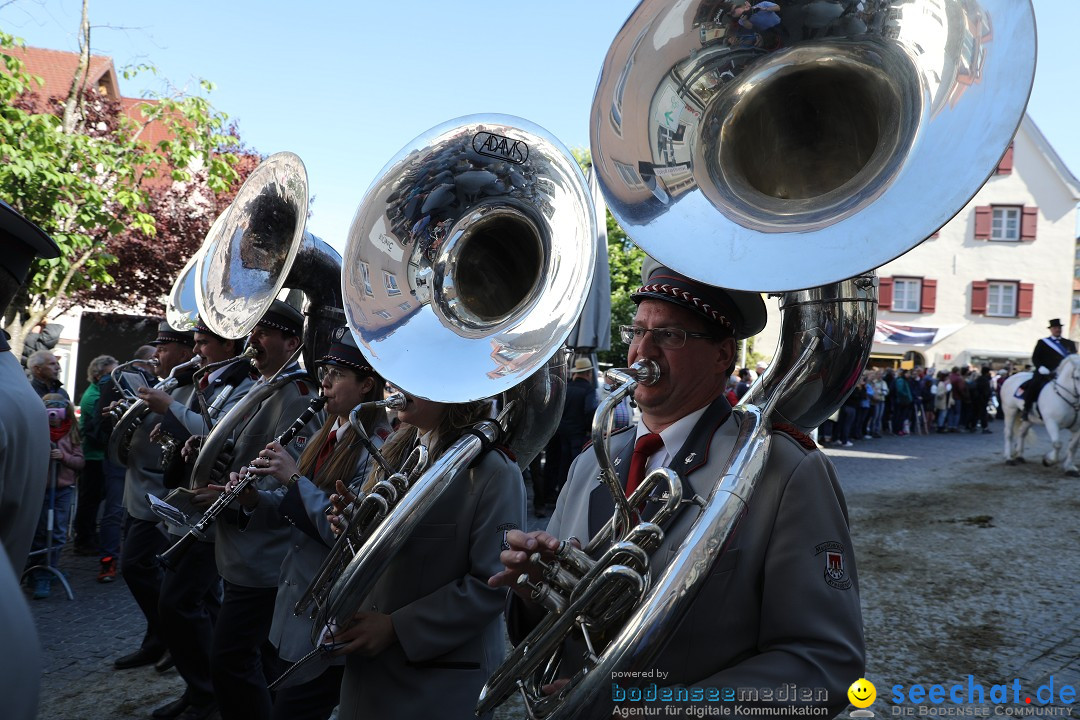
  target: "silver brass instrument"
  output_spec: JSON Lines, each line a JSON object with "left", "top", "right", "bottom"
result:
{"left": 107, "top": 356, "right": 199, "bottom": 467}
{"left": 294, "top": 115, "right": 596, "bottom": 642}
{"left": 479, "top": 0, "right": 1036, "bottom": 716}
{"left": 103, "top": 357, "right": 159, "bottom": 424}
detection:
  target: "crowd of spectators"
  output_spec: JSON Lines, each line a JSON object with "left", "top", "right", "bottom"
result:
{"left": 729, "top": 363, "right": 1009, "bottom": 447}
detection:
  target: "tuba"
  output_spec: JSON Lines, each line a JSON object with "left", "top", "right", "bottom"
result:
{"left": 478, "top": 0, "right": 1036, "bottom": 717}
{"left": 295, "top": 115, "right": 596, "bottom": 642}
{"left": 187, "top": 152, "right": 343, "bottom": 491}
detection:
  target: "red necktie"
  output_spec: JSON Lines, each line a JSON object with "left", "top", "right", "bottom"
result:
{"left": 198, "top": 376, "right": 209, "bottom": 391}
{"left": 313, "top": 432, "right": 338, "bottom": 477}
{"left": 625, "top": 433, "right": 664, "bottom": 501}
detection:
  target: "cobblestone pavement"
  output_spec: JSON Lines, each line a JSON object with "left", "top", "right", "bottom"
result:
{"left": 27, "top": 422, "right": 1080, "bottom": 719}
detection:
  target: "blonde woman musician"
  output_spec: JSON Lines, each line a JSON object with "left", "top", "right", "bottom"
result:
{"left": 229, "top": 328, "right": 390, "bottom": 720}
{"left": 328, "top": 393, "right": 526, "bottom": 720}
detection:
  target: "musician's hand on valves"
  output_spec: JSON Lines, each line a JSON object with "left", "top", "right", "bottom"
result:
{"left": 148, "top": 422, "right": 162, "bottom": 443}
{"left": 138, "top": 386, "right": 172, "bottom": 413}
{"left": 326, "top": 479, "right": 358, "bottom": 536}
{"left": 331, "top": 611, "right": 396, "bottom": 657}
{"left": 191, "top": 483, "right": 223, "bottom": 509}
{"left": 250, "top": 441, "right": 296, "bottom": 486}
{"left": 488, "top": 529, "right": 566, "bottom": 601}
{"left": 222, "top": 472, "right": 259, "bottom": 509}
{"left": 182, "top": 435, "right": 204, "bottom": 464}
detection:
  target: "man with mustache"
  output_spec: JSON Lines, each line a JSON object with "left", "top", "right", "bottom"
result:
{"left": 493, "top": 261, "right": 864, "bottom": 717}
{"left": 186, "top": 300, "right": 320, "bottom": 720}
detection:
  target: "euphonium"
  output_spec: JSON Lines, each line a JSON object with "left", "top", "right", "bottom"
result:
{"left": 293, "top": 115, "right": 596, "bottom": 643}
{"left": 478, "top": 0, "right": 1036, "bottom": 715}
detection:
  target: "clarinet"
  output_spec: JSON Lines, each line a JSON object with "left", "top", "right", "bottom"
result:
{"left": 158, "top": 395, "right": 326, "bottom": 570}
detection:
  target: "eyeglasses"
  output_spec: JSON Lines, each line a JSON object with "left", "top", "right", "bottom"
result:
{"left": 619, "top": 325, "right": 717, "bottom": 350}
{"left": 318, "top": 366, "right": 351, "bottom": 384}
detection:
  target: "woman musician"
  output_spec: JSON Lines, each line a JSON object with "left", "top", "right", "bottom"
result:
{"left": 326, "top": 392, "right": 526, "bottom": 720}
{"left": 227, "top": 328, "right": 390, "bottom": 720}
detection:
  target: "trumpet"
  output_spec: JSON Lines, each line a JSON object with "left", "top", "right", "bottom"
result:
{"left": 157, "top": 394, "right": 326, "bottom": 570}
{"left": 107, "top": 355, "right": 202, "bottom": 467}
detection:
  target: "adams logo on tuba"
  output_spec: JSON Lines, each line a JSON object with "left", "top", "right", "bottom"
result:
{"left": 472, "top": 131, "right": 529, "bottom": 164}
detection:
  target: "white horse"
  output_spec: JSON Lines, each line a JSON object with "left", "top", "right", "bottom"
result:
{"left": 1000, "top": 354, "right": 1080, "bottom": 476}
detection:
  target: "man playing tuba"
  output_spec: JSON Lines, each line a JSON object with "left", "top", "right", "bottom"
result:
{"left": 492, "top": 264, "right": 865, "bottom": 716}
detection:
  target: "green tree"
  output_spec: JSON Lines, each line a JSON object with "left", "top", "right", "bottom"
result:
{"left": 0, "top": 10, "right": 244, "bottom": 356}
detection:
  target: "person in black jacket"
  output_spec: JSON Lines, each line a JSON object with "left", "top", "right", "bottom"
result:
{"left": 1023, "top": 318, "right": 1078, "bottom": 420}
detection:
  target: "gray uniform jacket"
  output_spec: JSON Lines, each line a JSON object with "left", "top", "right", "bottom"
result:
{"left": 123, "top": 384, "right": 196, "bottom": 522}
{"left": 518, "top": 396, "right": 864, "bottom": 716}
{"left": 248, "top": 416, "right": 392, "bottom": 667}
{"left": 214, "top": 371, "right": 320, "bottom": 588}
{"left": 0, "top": 348, "right": 50, "bottom": 569}
{"left": 338, "top": 446, "right": 526, "bottom": 720}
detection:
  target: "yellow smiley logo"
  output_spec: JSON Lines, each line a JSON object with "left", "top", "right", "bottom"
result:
{"left": 848, "top": 678, "right": 876, "bottom": 709}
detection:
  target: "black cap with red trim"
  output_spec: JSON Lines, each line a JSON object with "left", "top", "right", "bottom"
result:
{"left": 632, "top": 257, "right": 767, "bottom": 340}
{"left": 318, "top": 326, "right": 377, "bottom": 375}
{"left": 149, "top": 321, "right": 196, "bottom": 346}
{"left": 256, "top": 300, "right": 304, "bottom": 338}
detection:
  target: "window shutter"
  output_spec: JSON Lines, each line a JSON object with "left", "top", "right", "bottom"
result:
{"left": 920, "top": 279, "right": 937, "bottom": 313}
{"left": 974, "top": 206, "right": 992, "bottom": 239}
{"left": 1017, "top": 283, "right": 1034, "bottom": 317}
{"left": 1020, "top": 206, "right": 1038, "bottom": 242}
{"left": 971, "top": 281, "right": 988, "bottom": 315}
{"left": 879, "top": 277, "right": 893, "bottom": 308}
{"left": 996, "top": 143, "right": 1014, "bottom": 174}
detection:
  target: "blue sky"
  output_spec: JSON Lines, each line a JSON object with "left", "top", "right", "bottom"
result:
{"left": 3, "top": 1, "right": 1077, "bottom": 252}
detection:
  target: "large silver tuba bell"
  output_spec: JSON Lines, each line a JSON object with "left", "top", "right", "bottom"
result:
{"left": 300, "top": 115, "right": 596, "bottom": 642}
{"left": 479, "top": 0, "right": 1036, "bottom": 717}
{"left": 189, "top": 152, "right": 344, "bottom": 490}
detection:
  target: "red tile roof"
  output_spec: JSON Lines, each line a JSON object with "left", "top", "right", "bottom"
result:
{"left": 3, "top": 45, "right": 120, "bottom": 100}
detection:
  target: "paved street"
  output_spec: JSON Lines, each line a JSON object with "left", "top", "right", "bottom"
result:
{"left": 27, "top": 421, "right": 1080, "bottom": 719}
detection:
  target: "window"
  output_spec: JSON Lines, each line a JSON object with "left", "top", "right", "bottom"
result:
{"left": 891, "top": 278, "right": 922, "bottom": 312}
{"left": 974, "top": 205, "right": 1037, "bottom": 241}
{"left": 990, "top": 207, "right": 1021, "bottom": 241}
{"left": 986, "top": 282, "right": 1017, "bottom": 317}
{"left": 383, "top": 271, "right": 401, "bottom": 297}
{"left": 1073, "top": 294, "right": 1080, "bottom": 314}
{"left": 374, "top": 309, "right": 392, "bottom": 320}
{"left": 359, "top": 262, "right": 373, "bottom": 297}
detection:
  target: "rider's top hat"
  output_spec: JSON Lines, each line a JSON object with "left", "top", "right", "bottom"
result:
{"left": 1048, "top": 318, "right": 1063, "bottom": 329}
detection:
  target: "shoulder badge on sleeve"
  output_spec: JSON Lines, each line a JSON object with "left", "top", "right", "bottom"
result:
{"left": 814, "top": 541, "right": 852, "bottom": 590}
{"left": 293, "top": 435, "right": 308, "bottom": 450}
{"left": 294, "top": 380, "right": 310, "bottom": 396}
{"left": 497, "top": 522, "right": 518, "bottom": 551}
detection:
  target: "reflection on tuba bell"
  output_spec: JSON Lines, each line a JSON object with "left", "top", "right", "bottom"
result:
{"left": 296, "top": 115, "right": 597, "bottom": 645}
{"left": 478, "top": 0, "right": 1036, "bottom": 717}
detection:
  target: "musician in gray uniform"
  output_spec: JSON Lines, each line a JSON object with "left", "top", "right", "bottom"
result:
{"left": 113, "top": 322, "right": 197, "bottom": 672}
{"left": 330, "top": 394, "right": 526, "bottom": 720}
{"left": 195, "top": 300, "right": 320, "bottom": 720}
{"left": 231, "top": 327, "right": 392, "bottom": 720}
{"left": 494, "top": 265, "right": 865, "bottom": 717}
{"left": 140, "top": 319, "right": 254, "bottom": 720}
{"left": 0, "top": 200, "right": 60, "bottom": 720}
